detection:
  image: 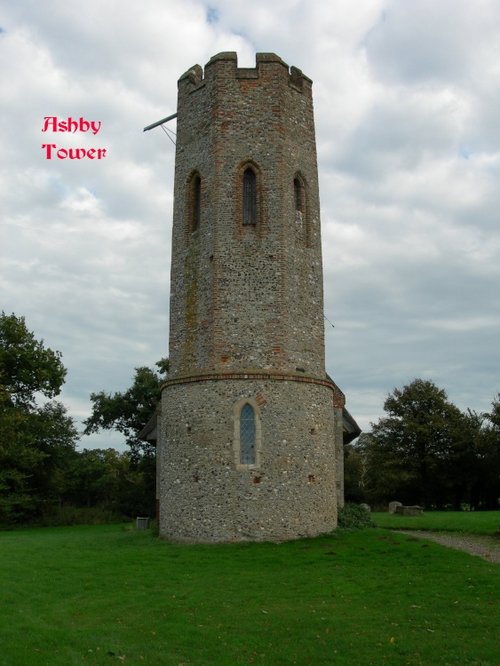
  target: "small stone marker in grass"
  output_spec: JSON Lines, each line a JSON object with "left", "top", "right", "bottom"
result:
{"left": 395, "top": 505, "right": 424, "bottom": 517}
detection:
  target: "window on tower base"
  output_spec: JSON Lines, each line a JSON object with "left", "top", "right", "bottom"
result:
{"left": 240, "top": 402, "right": 256, "bottom": 464}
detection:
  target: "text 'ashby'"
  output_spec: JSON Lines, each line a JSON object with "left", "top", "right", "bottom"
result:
{"left": 41, "top": 116, "right": 107, "bottom": 160}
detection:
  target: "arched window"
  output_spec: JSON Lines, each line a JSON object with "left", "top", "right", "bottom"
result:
{"left": 233, "top": 398, "right": 261, "bottom": 468}
{"left": 240, "top": 403, "right": 256, "bottom": 464}
{"left": 187, "top": 171, "right": 201, "bottom": 233}
{"left": 293, "top": 172, "right": 311, "bottom": 245}
{"left": 243, "top": 168, "right": 257, "bottom": 226}
{"left": 294, "top": 177, "right": 305, "bottom": 214}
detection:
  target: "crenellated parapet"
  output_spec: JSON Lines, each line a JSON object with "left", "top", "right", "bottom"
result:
{"left": 178, "top": 52, "right": 312, "bottom": 97}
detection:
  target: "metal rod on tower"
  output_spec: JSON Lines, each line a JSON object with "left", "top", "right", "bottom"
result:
{"left": 143, "top": 113, "right": 178, "bottom": 132}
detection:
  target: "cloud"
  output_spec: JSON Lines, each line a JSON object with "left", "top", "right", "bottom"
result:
{"left": 364, "top": 0, "right": 500, "bottom": 85}
{"left": 1, "top": 0, "right": 499, "bottom": 445}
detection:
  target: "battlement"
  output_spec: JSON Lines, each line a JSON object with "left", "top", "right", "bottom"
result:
{"left": 178, "top": 51, "right": 312, "bottom": 95}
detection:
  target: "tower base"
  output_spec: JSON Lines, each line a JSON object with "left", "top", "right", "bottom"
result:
{"left": 158, "top": 375, "right": 340, "bottom": 543}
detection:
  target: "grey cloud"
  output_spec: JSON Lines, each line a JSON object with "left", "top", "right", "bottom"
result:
{"left": 364, "top": 1, "right": 476, "bottom": 85}
{"left": 1, "top": 0, "right": 499, "bottom": 449}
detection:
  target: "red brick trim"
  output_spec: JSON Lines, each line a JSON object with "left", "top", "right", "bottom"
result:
{"left": 162, "top": 371, "right": 345, "bottom": 404}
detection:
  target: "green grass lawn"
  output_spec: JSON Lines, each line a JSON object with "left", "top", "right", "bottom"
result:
{"left": 372, "top": 510, "right": 500, "bottom": 535}
{"left": 0, "top": 524, "right": 498, "bottom": 665}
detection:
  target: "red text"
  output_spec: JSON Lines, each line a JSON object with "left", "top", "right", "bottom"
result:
{"left": 42, "top": 116, "right": 102, "bottom": 135}
{"left": 41, "top": 144, "right": 107, "bottom": 160}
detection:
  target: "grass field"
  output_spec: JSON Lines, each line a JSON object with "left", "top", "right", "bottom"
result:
{"left": 372, "top": 510, "right": 500, "bottom": 535}
{"left": 0, "top": 522, "right": 498, "bottom": 665}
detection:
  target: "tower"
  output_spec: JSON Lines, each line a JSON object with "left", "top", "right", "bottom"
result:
{"left": 159, "top": 52, "right": 347, "bottom": 542}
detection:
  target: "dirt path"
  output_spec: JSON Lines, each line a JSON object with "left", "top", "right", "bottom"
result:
{"left": 398, "top": 530, "right": 500, "bottom": 564}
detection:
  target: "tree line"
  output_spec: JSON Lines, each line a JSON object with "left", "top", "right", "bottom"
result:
{"left": 345, "top": 379, "right": 500, "bottom": 510}
{"left": 1, "top": 312, "right": 498, "bottom": 527}
{"left": 0, "top": 313, "right": 164, "bottom": 526}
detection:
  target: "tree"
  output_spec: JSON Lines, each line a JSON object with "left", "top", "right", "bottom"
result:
{"left": 367, "top": 379, "right": 464, "bottom": 508}
{"left": 477, "top": 395, "right": 500, "bottom": 509}
{"left": 0, "top": 312, "right": 66, "bottom": 408}
{"left": 83, "top": 359, "right": 168, "bottom": 458}
{"left": 344, "top": 438, "right": 369, "bottom": 503}
{"left": 0, "top": 313, "right": 78, "bottom": 524}
{"left": 82, "top": 359, "right": 169, "bottom": 516}
{"left": 65, "top": 448, "right": 155, "bottom": 517}
{"left": 485, "top": 394, "right": 500, "bottom": 430}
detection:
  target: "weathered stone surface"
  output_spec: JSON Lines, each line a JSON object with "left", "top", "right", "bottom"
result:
{"left": 395, "top": 505, "right": 424, "bottom": 516}
{"left": 159, "top": 53, "right": 345, "bottom": 542}
{"left": 160, "top": 377, "right": 339, "bottom": 542}
{"left": 389, "top": 501, "right": 403, "bottom": 514}
{"left": 168, "top": 52, "right": 326, "bottom": 380}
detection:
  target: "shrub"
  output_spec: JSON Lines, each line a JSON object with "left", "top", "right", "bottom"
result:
{"left": 338, "top": 503, "right": 374, "bottom": 529}
{"left": 39, "top": 505, "right": 126, "bottom": 527}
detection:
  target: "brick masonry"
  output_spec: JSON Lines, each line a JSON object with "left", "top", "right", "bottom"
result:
{"left": 159, "top": 52, "right": 345, "bottom": 542}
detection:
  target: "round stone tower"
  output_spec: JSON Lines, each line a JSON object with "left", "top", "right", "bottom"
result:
{"left": 159, "top": 52, "right": 345, "bottom": 542}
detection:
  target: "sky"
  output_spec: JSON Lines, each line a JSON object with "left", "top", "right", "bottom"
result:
{"left": 1, "top": 0, "right": 499, "bottom": 450}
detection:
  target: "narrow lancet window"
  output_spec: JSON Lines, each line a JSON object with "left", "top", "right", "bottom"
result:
{"left": 186, "top": 171, "right": 201, "bottom": 235}
{"left": 240, "top": 403, "right": 256, "bottom": 464}
{"left": 191, "top": 173, "right": 201, "bottom": 232}
{"left": 293, "top": 173, "right": 311, "bottom": 244}
{"left": 294, "top": 177, "right": 304, "bottom": 213}
{"left": 243, "top": 168, "right": 257, "bottom": 226}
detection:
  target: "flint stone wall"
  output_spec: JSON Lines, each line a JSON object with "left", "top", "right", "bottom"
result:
{"left": 159, "top": 52, "right": 342, "bottom": 542}
{"left": 169, "top": 52, "right": 325, "bottom": 380}
{"left": 160, "top": 376, "right": 338, "bottom": 542}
